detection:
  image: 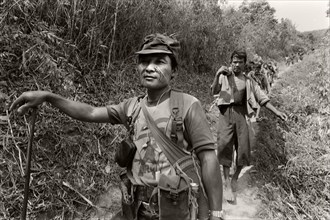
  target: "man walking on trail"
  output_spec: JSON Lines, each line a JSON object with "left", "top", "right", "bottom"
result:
{"left": 210, "top": 49, "right": 287, "bottom": 204}
{"left": 249, "top": 62, "right": 270, "bottom": 94}
{"left": 10, "top": 33, "right": 224, "bottom": 220}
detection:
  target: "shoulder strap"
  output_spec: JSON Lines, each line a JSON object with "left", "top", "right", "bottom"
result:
{"left": 127, "top": 96, "right": 143, "bottom": 136}
{"left": 141, "top": 98, "right": 189, "bottom": 166}
{"left": 141, "top": 97, "right": 209, "bottom": 201}
{"left": 170, "top": 89, "right": 184, "bottom": 148}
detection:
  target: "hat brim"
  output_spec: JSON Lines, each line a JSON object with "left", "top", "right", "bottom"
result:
{"left": 135, "top": 49, "right": 172, "bottom": 55}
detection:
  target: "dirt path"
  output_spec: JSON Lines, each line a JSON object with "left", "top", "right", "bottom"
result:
{"left": 207, "top": 103, "right": 262, "bottom": 220}
{"left": 221, "top": 165, "right": 261, "bottom": 220}
{"left": 90, "top": 183, "right": 121, "bottom": 219}
{"left": 217, "top": 64, "right": 290, "bottom": 219}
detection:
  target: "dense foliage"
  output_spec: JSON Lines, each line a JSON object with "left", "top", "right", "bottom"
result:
{"left": 0, "top": 0, "right": 328, "bottom": 218}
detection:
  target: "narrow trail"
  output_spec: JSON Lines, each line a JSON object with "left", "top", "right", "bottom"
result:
{"left": 207, "top": 102, "right": 262, "bottom": 220}
{"left": 207, "top": 64, "right": 289, "bottom": 219}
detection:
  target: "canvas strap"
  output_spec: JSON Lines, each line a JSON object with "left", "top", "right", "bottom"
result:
{"left": 170, "top": 89, "right": 184, "bottom": 148}
{"left": 141, "top": 90, "right": 209, "bottom": 218}
{"left": 141, "top": 92, "right": 190, "bottom": 166}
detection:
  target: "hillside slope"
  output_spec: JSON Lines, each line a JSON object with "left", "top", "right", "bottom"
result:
{"left": 253, "top": 48, "right": 330, "bottom": 219}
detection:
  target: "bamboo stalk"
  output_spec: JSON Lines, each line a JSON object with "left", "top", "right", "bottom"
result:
{"left": 107, "top": 0, "right": 119, "bottom": 70}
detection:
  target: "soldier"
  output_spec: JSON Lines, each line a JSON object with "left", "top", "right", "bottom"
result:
{"left": 10, "top": 33, "right": 224, "bottom": 220}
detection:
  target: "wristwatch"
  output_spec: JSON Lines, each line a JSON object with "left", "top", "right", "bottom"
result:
{"left": 210, "top": 210, "right": 225, "bottom": 219}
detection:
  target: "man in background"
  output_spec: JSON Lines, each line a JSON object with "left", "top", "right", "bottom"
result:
{"left": 211, "top": 49, "right": 287, "bottom": 204}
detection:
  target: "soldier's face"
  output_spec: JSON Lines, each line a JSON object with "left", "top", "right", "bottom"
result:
{"left": 231, "top": 56, "right": 245, "bottom": 74}
{"left": 137, "top": 54, "right": 173, "bottom": 90}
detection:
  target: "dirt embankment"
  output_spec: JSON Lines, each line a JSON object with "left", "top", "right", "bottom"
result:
{"left": 251, "top": 49, "right": 330, "bottom": 219}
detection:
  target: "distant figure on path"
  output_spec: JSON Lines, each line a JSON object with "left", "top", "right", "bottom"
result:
{"left": 250, "top": 62, "right": 270, "bottom": 94}
{"left": 261, "top": 63, "right": 274, "bottom": 88}
{"left": 298, "top": 49, "right": 304, "bottom": 61}
{"left": 247, "top": 62, "right": 270, "bottom": 120}
{"left": 210, "top": 49, "right": 287, "bottom": 205}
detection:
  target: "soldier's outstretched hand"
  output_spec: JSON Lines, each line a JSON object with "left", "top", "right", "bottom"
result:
{"left": 10, "top": 91, "right": 48, "bottom": 115}
{"left": 276, "top": 111, "right": 288, "bottom": 121}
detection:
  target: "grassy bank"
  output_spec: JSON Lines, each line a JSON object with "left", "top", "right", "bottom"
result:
{"left": 254, "top": 48, "right": 330, "bottom": 219}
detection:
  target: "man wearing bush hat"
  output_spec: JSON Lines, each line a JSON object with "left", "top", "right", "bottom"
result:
{"left": 136, "top": 33, "right": 180, "bottom": 64}
{"left": 10, "top": 33, "right": 224, "bottom": 220}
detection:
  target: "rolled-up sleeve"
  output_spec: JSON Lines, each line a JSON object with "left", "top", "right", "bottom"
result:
{"left": 184, "top": 101, "right": 216, "bottom": 154}
{"left": 106, "top": 98, "right": 137, "bottom": 127}
{"left": 253, "top": 82, "right": 270, "bottom": 106}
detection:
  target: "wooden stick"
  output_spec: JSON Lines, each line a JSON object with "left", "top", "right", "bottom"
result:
{"left": 21, "top": 108, "right": 37, "bottom": 220}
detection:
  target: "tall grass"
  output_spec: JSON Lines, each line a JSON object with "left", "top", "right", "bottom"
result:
{"left": 255, "top": 46, "right": 330, "bottom": 219}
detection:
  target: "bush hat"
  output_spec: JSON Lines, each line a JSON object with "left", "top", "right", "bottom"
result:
{"left": 136, "top": 33, "right": 180, "bottom": 64}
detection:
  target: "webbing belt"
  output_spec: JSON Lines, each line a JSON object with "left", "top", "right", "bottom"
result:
{"left": 141, "top": 92, "right": 188, "bottom": 166}
{"left": 170, "top": 89, "right": 184, "bottom": 148}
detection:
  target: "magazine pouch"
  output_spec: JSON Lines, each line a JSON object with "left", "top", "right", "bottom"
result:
{"left": 115, "top": 138, "right": 137, "bottom": 168}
